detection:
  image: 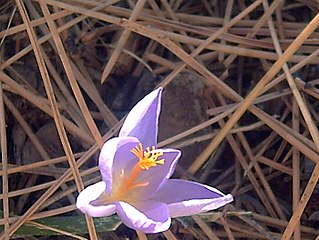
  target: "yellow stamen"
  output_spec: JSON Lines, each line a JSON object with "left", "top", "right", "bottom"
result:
{"left": 131, "top": 143, "right": 165, "bottom": 170}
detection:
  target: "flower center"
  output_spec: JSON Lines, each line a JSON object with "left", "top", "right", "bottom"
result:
{"left": 99, "top": 143, "right": 164, "bottom": 204}
{"left": 116, "top": 143, "right": 164, "bottom": 196}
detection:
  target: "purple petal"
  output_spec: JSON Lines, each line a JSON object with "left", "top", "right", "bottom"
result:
{"left": 99, "top": 137, "right": 140, "bottom": 194}
{"left": 119, "top": 88, "right": 163, "bottom": 147}
{"left": 116, "top": 200, "right": 171, "bottom": 233}
{"left": 152, "top": 179, "right": 233, "bottom": 217}
{"left": 111, "top": 137, "right": 142, "bottom": 190}
{"left": 131, "top": 149, "right": 181, "bottom": 200}
{"left": 76, "top": 181, "right": 116, "bottom": 217}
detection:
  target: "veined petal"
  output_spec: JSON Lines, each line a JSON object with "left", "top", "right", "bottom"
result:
{"left": 152, "top": 179, "right": 233, "bottom": 218}
{"left": 116, "top": 200, "right": 171, "bottom": 233}
{"left": 76, "top": 181, "right": 116, "bottom": 217}
{"left": 99, "top": 137, "right": 140, "bottom": 194}
{"left": 119, "top": 88, "right": 162, "bottom": 147}
{"left": 131, "top": 149, "right": 181, "bottom": 200}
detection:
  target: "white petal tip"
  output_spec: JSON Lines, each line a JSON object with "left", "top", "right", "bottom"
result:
{"left": 76, "top": 181, "right": 116, "bottom": 217}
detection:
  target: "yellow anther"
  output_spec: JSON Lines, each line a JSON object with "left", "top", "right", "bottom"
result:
{"left": 131, "top": 143, "right": 165, "bottom": 170}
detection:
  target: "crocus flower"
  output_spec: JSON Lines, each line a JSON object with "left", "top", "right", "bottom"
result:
{"left": 76, "top": 87, "right": 233, "bottom": 233}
